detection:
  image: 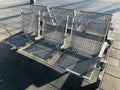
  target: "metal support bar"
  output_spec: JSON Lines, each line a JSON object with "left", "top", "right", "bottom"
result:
{"left": 35, "top": 10, "right": 41, "bottom": 40}
{"left": 46, "top": 7, "right": 56, "bottom": 25}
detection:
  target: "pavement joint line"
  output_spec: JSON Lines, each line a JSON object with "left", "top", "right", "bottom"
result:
{"left": 106, "top": 63, "right": 120, "bottom": 68}
{"left": 107, "top": 63, "right": 119, "bottom": 67}
{"left": 48, "top": 82, "right": 61, "bottom": 90}
{"left": 105, "top": 72, "right": 120, "bottom": 79}
{"left": 109, "top": 56, "right": 120, "bottom": 61}
{"left": 112, "top": 47, "right": 120, "bottom": 51}
{"left": 112, "top": 32, "right": 120, "bottom": 35}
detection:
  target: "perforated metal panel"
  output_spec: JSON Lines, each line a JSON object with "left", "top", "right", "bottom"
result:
{"left": 43, "top": 12, "right": 69, "bottom": 44}
{"left": 80, "top": 11, "right": 112, "bottom": 22}
{"left": 81, "top": 19, "right": 109, "bottom": 37}
{"left": 51, "top": 7, "right": 76, "bottom": 29}
{"left": 71, "top": 16, "right": 110, "bottom": 56}
{"left": 31, "top": 5, "right": 51, "bottom": 20}
{"left": 80, "top": 11, "right": 112, "bottom": 37}
{"left": 21, "top": 8, "right": 38, "bottom": 38}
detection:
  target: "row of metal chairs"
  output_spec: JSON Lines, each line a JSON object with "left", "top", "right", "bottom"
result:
{"left": 23, "top": 5, "right": 112, "bottom": 80}
{"left": 3, "top": 5, "right": 113, "bottom": 81}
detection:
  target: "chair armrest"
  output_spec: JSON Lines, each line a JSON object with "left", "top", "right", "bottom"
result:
{"left": 98, "top": 42, "right": 108, "bottom": 58}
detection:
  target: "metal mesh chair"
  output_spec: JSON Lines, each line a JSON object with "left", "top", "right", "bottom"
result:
{"left": 24, "top": 12, "right": 69, "bottom": 60}
{"left": 2, "top": 9, "right": 39, "bottom": 49}
{"left": 51, "top": 7, "right": 76, "bottom": 29}
{"left": 54, "top": 16, "right": 111, "bottom": 80}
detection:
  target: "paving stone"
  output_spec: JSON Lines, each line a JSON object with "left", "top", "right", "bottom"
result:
{"left": 110, "top": 48, "right": 120, "bottom": 59}
{"left": 0, "top": 85, "right": 17, "bottom": 90}
{"left": 26, "top": 84, "right": 59, "bottom": 90}
{"left": 111, "top": 33, "right": 120, "bottom": 41}
{"left": 106, "top": 65, "right": 120, "bottom": 78}
{"left": 100, "top": 74, "right": 120, "bottom": 90}
{"left": 49, "top": 73, "right": 69, "bottom": 89}
{"left": 0, "top": 60, "right": 14, "bottom": 74}
{"left": 112, "top": 41, "right": 120, "bottom": 50}
{"left": 108, "top": 57, "right": 120, "bottom": 67}
{"left": 2, "top": 66, "right": 24, "bottom": 83}
{"left": 11, "top": 74, "right": 34, "bottom": 90}
{"left": 112, "top": 30, "right": 120, "bottom": 35}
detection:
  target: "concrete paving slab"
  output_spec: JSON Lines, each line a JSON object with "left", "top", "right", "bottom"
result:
{"left": 112, "top": 41, "right": 120, "bottom": 50}
{"left": 0, "top": 0, "right": 29, "bottom": 7}
{"left": 113, "top": 28, "right": 120, "bottom": 35}
{"left": 100, "top": 74, "right": 120, "bottom": 90}
{"left": 108, "top": 57, "right": 120, "bottom": 67}
{"left": 0, "top": 60, "right": 14, "bottom": 74}
{"left": 110, "top": 48, "right": 120, "bottom": 59}
{"left": 49, "top": 73, "right": 69, "bottom": 89}
{"left": 2, "top": 66, "right": 24, "bottom": 83}
{"left": 37, "top": 0, "right": 120, "bottom": 14}
{"left": 111, "top": 33, "right": 120, "bottom": 42}
{"left": 106, "top": 65, "right": 120, "bottom": 78}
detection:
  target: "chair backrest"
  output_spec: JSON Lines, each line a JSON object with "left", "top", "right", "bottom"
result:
{"left": 21, "top": 8, "right": 38, "bottom": 37}
{"left": 42, "top": 12, "right": 69, "bottom": 45}
{"left": 51, "top": 7, "right": 76, "bottom": 29}
{"left": 31, "top": 5, "right": 51, "bottom": 20}
{"left": 80, "top": 11, "right": 112, "bottom": 37}
{"left": 70, "top": 16, "right": 110, "bottom": 58}
{"left": 80, "top": 10, "right": 112, "bottom": 21}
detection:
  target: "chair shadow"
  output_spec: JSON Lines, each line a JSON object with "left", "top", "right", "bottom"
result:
{"left": 60, "top": 74, "right": 98, "bottom": 90}
{"left": 0, "top": 42, "right": 64, "bottom": 90}
{"left": 0, "top": 42, "right": 99, "bottom": 90}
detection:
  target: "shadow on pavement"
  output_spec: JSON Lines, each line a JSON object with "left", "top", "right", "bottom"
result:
{"left": 0, "top": 42, "right": 98, "bottom": 90}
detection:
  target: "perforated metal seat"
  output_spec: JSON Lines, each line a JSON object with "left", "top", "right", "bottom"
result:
{"left": 54, "top": 15, "right": 111, "bottom": 79}
{"left": 24, "top": 12, "right": 69, "bottom": 60}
